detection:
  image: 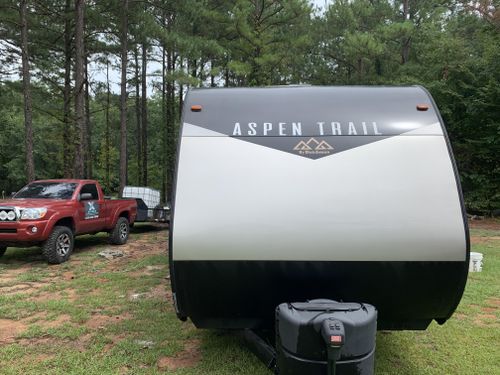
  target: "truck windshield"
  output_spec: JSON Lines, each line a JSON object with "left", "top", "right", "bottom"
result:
{"left": 14, "top": 182, "right": 77, "bottom": 199}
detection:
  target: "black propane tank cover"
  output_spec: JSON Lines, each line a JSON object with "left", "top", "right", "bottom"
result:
{"left": 276, "top": 299, "right": 377, "bottom": 375}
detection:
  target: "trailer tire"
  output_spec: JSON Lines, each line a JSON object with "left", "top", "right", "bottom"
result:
{"left": 110, "top": 217, "right": 129, "bottom": 245}
{"left": 42, "top": 226, "right": 74, "bottom": 264}
{"left": 0, "top": 246, "right": 6, "bottom": 257}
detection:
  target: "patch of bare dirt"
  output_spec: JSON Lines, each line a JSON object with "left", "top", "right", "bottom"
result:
{"left": 485, "top": 297, "right": 500, "bottom": 308}
{"left": 42, "top": 314, "right": 72, "bottom": 328}
{"left": 470, "top": 236, "right": 500, "bottom": 244}
{"left": 468, "top": 218, "right": 500, "bottom": 231}
{"left": 149, "top": 284, "right": 171, "bottom": 300}
{"left": 103, "top": 334, "right": 127, "bottom": 352}
{"left": 33, "top": 353, "right": 55, "bottom": 362}
{"left": 453, "top": 313, "right": 467, "bottom": 321}
{"left": 473, "top": 314, "right": 498, "bottom": 327}
{"left": 17, "top": 336, "right": 58, "bottom": 346}
{"left": 85, "top": 312, "right": 131, "bottom": 330}
{"left": 128, "top": 265, "right": 168, "bottom": 279}
{"left": 0, "top": 283, "right": 34, "bottom": 294}
{"left": 480, "top": 297, "right": 500, "bottom": 315}
{"left": 99, "top": 243, "right": 165, "bottom": 272}
{"left": 17, "top": 333, "right": 92, "bottom": 352}
{"left": 19, "top": 311, "right": 71, "bottom": 329}
{"left": 28, "top": 288, "right": 78, "bottom": 303}
{"left": 157, "top": 339, "right": 202, "bottom": 371}
{"left": 0, "top": 268, "right": 25, "bottom": 281}
{"left": 62, "top": 271, "right": 75, "bottom": 280}
{"left": 0, "top": 319, "right": 27, "bottom": 343}
{"left": 128, "top": 284, "right": 171, "bottom": 302}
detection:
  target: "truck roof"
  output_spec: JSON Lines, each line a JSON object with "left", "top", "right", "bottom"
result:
{"left": 30, "top": 179, "right": 99, "bottom": 184}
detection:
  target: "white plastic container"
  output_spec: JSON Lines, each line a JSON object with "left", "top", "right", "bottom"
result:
{"left": 469, "top": 252, "right": 483, "bottom": 272}
{"left": 122, "top": 186, "right": 160, "bottom": 209}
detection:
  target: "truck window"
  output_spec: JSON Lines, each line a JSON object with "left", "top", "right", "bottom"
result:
{"left": 80, "top": 184, "right": 99, "bottom": 200}
{"left": 14, "top": 182, "right": 77, "bottom": 199}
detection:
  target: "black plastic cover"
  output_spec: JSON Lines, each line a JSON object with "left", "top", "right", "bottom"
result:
{"left": 276, "top": 299, "right": 377, "bottom": 365}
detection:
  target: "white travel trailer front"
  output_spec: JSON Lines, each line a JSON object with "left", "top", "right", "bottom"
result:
{"left": 169, "top": 86, "right": 469, "bottom": 331}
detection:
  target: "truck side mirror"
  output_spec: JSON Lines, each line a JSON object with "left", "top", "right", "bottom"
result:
{"left": 79, "top": 193, "right": 93, "bottom": 201}
{"left": 11, "top": 192, "right": 16, "bottom": 198}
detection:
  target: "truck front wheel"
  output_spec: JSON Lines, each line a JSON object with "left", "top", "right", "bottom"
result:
{"left": 42, "top": 226, "right": 74, "bottom": 264}
{"left": 0, "top": 246, "right": 6, "bottom": 257}
{"left": 110, "top": 217, "right": 129, "bottom": 245}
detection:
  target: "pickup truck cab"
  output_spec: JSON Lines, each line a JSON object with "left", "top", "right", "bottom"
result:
{"left": 0, "top": 179, "right": 137, "bottom": 263}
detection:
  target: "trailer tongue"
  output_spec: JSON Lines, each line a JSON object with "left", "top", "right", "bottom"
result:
{"left": 169, "top": 86, "right": 469, "bottom": 374}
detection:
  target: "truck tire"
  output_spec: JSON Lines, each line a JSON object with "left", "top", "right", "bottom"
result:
{"left": 0, "top": 246, "right": 6, "bottom": 257}
{"left": 110, "top": 217, "right": 129, "bottom": 245}
{"left": 42, "top": 226, "right": 74, "bottom": 264}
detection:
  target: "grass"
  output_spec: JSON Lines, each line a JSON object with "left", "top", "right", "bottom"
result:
{"left": 0, "top": 222, "right": 498, "bottom": 374}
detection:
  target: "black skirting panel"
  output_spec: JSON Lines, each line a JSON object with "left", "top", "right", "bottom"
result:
{"left": 171, "top": 260, "right": 468, "bottom": 330}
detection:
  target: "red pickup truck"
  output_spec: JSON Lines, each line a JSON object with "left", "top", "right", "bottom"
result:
{"left": 0, "top": 179, "right": 137, "bottom": 264}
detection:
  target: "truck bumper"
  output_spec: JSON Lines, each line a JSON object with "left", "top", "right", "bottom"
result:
{"left": 0, "top": 221, "right": 49, "bottom": 247}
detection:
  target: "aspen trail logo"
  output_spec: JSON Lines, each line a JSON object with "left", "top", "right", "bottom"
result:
{"left": 223, "top": 120, "right": 389, "bottom": 159}
{"left": 293, "top": 138, "right": 334, "bottom": 156}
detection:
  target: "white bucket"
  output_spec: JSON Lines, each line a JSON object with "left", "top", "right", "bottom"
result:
{"left": 469, "top": 252, "right": 483, "bottom": 272}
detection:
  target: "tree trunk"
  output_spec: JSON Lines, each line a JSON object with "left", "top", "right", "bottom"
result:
{"left": 118, "top": 0, "right": 129, "bottom": 195}
{"left": 134, "top": 46, "right": 142, "bottom": 185}
{"left": 74, "top": 0, "right": 86, "bottom": 178}
{"left": 141, "top": 41, "right": 148, "bottom": 186}
{"left": 85, "top": 51, "right": 92, "bottom": 178}
{"left": 63, "top": 0, "right": 73, "bottom": 178}
{"left": 401, "top": 0, "right": 411, "bottom": 64}
{"left": 166, "top": 48, "right": 174, "bottom": 201}
{"left": 210, "top": 60, "right": 215, "bottom": 87}
{"left": 105, "top": 56, "right": 110, "bottom": 188}
{"left": 178, "top": 56, "right": 184, "bottom": 114}
{"left": 161, "top": 42, "right": 167, "bottom": 202}
{"left": 20, "top": 0, "right": 35, "bottom": 182}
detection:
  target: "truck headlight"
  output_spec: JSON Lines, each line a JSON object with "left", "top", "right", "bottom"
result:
{"left": 20, "top": 208, "right": 47, "bottom": 220}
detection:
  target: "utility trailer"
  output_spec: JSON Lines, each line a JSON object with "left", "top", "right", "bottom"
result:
{"left": 122, "top": 186, "right": 170, "bottom": 223}
{"left": 169, "top": 86, "right": 469, "bottom": 374}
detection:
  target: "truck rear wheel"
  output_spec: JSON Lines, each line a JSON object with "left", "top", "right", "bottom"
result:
{"left": 42, "top": 226, "right": 74, "bottom": 264}
{"left": 110, "top": 217, "right": 129, "bottom": 245}
{"left": 0, "top": 246, "right": 6, "bottom": 257}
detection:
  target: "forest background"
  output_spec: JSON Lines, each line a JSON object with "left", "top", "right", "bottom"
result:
{"left": 0, "top": 0, "right": 498, "bottom": 213}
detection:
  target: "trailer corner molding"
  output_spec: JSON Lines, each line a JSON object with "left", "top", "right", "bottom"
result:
{"left": 169, "top": 85, "right": 469, "bottom": 332}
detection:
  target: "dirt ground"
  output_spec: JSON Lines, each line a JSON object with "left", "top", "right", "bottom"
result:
{"left": 468, "top": 218, "right": 500, "bottom": 244}
{"left": 1, "top": 219, "right": 499, "bottom": 374}
{"left": 0, "top": 226, "right": 201, "bottom": 373}
{"left": 468, "top": 217, "right": 500, "bottom": 231}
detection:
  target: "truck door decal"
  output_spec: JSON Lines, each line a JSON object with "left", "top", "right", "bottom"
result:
{"left": 85, "top": 201, "right": 100, "bottom": 219}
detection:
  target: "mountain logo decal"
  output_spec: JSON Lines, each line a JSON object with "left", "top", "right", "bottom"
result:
{"left": 293, "top": 138, "right": 334, "bottom": 156}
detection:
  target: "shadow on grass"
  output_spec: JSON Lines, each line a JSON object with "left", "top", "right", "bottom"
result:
{"left": 375, "top": 332, "right": 422, "bottom": 375}
{"left": 200, "top": 329, "right": 423, "bottom": 375}
{"left": 0, "top": 246, "right": 44, "bottom": 265}
{"left": 201, "top": 330, "right": 270, "bottom": 374}
{"left": 130, "top": 222, "right": 169, "bottom": 234}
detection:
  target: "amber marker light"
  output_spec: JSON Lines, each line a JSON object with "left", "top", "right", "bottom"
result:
{"left": 416, "top": 104, "right": 429, "bottom": 111}
{"left": 191, "top": 105, "right": 202, "bottom": 112}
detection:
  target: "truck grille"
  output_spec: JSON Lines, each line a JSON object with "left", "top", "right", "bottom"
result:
{"left": 0, "top": 208, "right": 17, "bottom": 222}
{"left": 0, "top": 228, "right": 16, "bottom": 233}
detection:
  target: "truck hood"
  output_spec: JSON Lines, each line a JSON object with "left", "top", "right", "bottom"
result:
{"left": 0, "top": 199, "right": 72, "bottom": 208}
